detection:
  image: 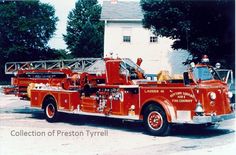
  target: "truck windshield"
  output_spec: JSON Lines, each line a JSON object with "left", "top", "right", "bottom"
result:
{"left": 119, "top": 59, "right": 145, "bottom": 80}
{"left": 193, "top": 67, "right": 213, "bottom": 81}
{"left": 122, "top": 58, "right": 145, "bottom": 74}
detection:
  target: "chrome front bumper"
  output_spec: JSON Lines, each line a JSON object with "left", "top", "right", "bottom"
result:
{"left": 192, "top": 112, "right": 235, "bottom": 124}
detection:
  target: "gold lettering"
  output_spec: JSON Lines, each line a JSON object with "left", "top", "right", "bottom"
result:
{"left": 144, "top": 90, "right": 159, "bottom": 93}
{"left": 172, "top": 99, "right": 193, "bottom": 103}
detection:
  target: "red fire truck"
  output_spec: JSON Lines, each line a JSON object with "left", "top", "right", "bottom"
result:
{"left": 28, "top": 56, "right": 235, "bottom": 136}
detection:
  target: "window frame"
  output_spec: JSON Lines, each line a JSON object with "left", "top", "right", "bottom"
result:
{"left": 150, "top": 36, "right": 158, "bottom": 43}
{"left": 123, "top": 35, "right": 131, "bottom": 43}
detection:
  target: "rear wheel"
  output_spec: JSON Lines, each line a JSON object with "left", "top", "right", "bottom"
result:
{"left": 144, "top": 105, "right": 171, "bottom": 136}
{"left": 44, "top": 98, "right": 59, "bottom": 122}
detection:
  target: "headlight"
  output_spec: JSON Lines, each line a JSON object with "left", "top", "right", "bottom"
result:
{"left": 209, "top": 92, "right": 216, "bottom": 100}
{"left": 228, "top": 91, "right": 233, "bottom": 98}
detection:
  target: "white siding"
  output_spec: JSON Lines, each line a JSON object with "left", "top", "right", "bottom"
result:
{"left": 104, "top": 21, "right": 191, "bottom": 74}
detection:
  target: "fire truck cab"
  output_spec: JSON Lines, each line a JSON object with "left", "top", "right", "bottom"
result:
{"left": 30, "top": 57, "right": 235, "bottom": 136}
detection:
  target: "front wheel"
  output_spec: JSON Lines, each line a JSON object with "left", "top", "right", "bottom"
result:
{"left": 144, "top": 105, "right": 171, "bottom": 136}
{"left": 44, "top": 98, "right": 59, "bottom": 122}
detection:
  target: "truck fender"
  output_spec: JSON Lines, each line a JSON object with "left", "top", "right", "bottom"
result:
{"left": 42, "top": 93, "right": 57, "bottom": 110}
{"left": 141, "top": 97, "right": 176, "bottom": 123}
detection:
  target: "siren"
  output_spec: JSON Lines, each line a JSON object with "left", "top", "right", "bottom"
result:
{"left": 201, "top": 55, "right": 209, "bottom": 63}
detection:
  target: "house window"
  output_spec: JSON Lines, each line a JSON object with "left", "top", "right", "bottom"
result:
{"left": 122, "top": 27, "right": 132, "bottom": 43}
{"left": 150, "top": 36, "right": 158, "bottom": 43}
{"left": 123, "top": 36, "right": 131, "bottom": 42}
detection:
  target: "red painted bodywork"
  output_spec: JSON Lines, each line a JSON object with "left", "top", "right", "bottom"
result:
{"left": 30, "top": 58, "right": 234, "bottom": 124}
{"left": 11, "top": 69, "right": 73, "bottom": 98}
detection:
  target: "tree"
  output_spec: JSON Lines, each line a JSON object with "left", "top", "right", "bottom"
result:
{"left": 64, "top": 0, "right": 104, "bottom": 58}
{"left": 141, "top": 0, "right": 235, "bottom": 69}
{"left": 0, "top": 0, "right": 58, "bottom": 81}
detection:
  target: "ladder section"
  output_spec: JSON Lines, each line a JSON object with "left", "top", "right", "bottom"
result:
{"left": 5, "top": 58, "right": 101, "bottom": 74}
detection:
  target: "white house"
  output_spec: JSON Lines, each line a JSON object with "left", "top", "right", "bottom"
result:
{"left": 100, "top": 0, "right": 191, "bottom": 74}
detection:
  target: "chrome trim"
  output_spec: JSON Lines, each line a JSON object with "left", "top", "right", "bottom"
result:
{"left": 192, "top": 112, "right": 235, "bottom": 124}
{"left": 119, "top": 85, "right": 139, "bottom": 88}
{"left": 58, "top": 109, "right": 140, "bottom": 120}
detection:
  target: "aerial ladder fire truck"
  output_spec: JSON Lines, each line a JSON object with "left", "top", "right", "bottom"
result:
{"left": 5, "top": 57, "right": 235, "bottom": 135}
{"left": 4, "top": 56, "right": 235, "bottom": 135}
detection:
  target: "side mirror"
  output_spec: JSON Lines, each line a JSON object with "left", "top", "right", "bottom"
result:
{"left": 183, "top": 72, "right": 190, "bottom": 86}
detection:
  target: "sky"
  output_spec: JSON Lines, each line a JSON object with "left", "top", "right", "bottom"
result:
{"left": 40, "top": 0, "right": 77, "bottom": 49}
{"left": 40, "top": 0, "right": 138, "bottom": 50}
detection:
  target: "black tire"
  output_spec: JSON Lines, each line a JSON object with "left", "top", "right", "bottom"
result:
{"left": 143, "top": 105, "right": 171, "bottom": 136}
{"left": 43, "top": 97, "right": 59, "bottom": 122}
